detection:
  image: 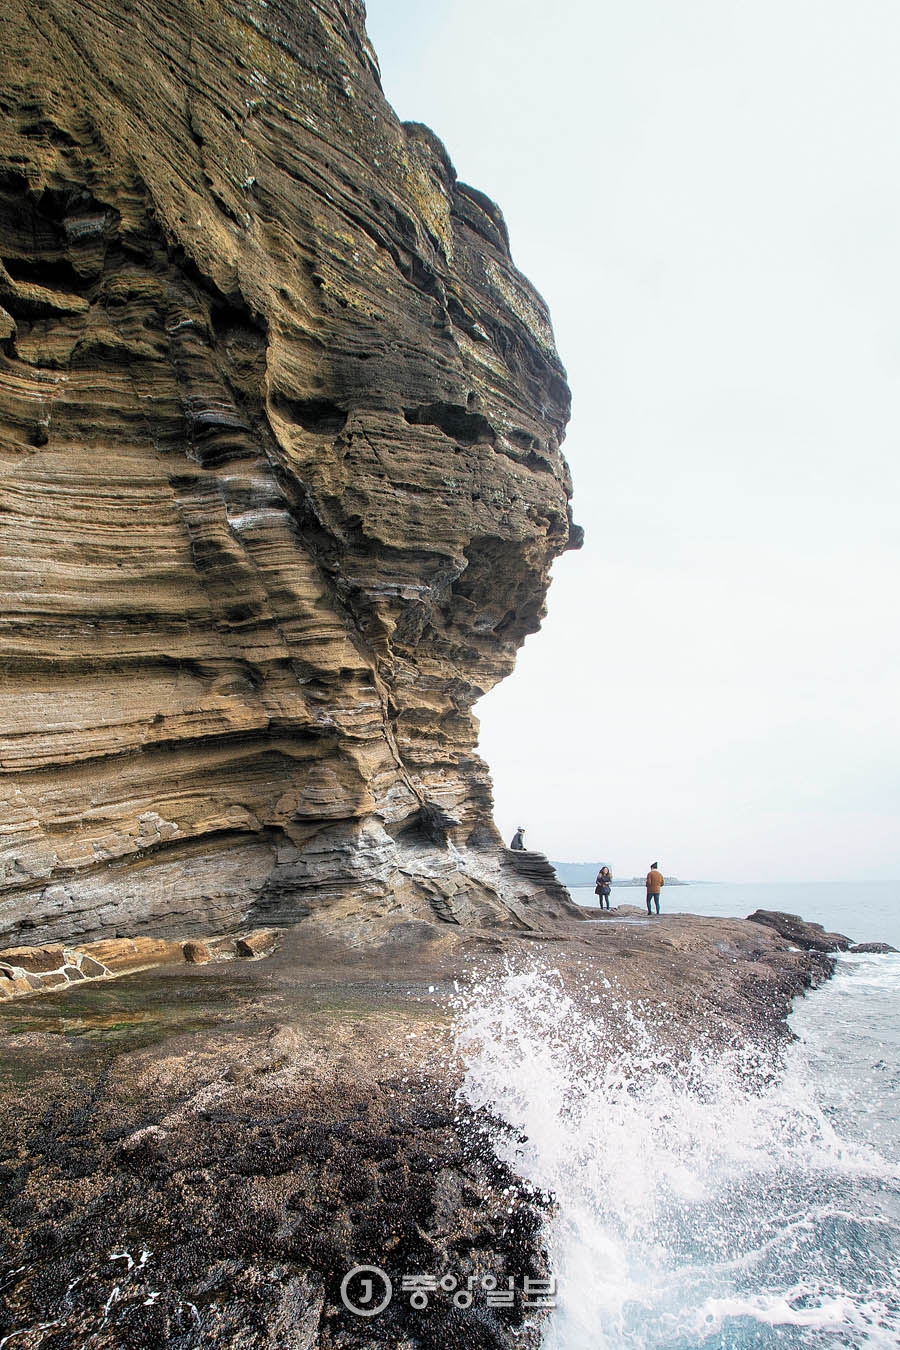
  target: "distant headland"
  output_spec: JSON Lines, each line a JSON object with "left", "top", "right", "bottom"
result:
{"left": 551, "top": 861, "right": 690, "bottom": 887}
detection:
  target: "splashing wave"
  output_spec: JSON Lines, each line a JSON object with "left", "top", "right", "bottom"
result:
{"left": 454, "top": 962, "right": 900, "bottom": 1349}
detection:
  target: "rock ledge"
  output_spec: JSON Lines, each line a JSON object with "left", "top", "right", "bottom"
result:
{"left": 0, "top": 928, "right": 278, "bottom": 1000}
{"left": 746, "top": 909, "right": 853, "bottom": 952}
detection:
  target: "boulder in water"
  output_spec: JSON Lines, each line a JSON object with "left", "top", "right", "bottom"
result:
{"left": 746, "top": 910, "right": 853, "bottom": 952}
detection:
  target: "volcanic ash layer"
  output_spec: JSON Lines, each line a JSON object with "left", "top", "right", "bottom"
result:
{"left": 0, "top": 0, "right": 581, "bottom": 946}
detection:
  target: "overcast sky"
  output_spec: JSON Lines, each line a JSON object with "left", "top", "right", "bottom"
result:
{"left": 364, "top": 0, "right": 900, "bottom": 882}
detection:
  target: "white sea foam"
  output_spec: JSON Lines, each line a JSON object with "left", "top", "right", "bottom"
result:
{"left": 454, "top": 961, "right": 900, "bottom": 1349}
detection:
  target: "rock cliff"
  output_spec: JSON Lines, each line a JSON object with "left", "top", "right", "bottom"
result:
{"left": 0, "top": 0, "right": 580, "bottom": 943}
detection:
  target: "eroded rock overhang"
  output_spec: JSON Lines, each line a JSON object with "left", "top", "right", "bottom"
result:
{"left": 0, "top": 0, "right": 582, "bottom": 942}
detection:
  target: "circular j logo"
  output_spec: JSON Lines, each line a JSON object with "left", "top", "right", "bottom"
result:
{"left": 340, "top": 1265, "right": 393, "bottom": 1317}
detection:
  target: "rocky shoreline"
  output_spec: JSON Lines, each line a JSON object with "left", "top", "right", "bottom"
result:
{"left": 0, "top": 906, "right": 848, "bottom": 1348}
{"left": 2, "top": 1, "right": 889, "bottom": 1342}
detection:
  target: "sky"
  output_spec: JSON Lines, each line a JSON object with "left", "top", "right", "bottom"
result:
{"left": 363, "top": 0, "right": 900, "bottom": 882}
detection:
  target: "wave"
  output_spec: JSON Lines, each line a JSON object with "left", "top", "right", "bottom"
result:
{"left": 454, "top": 963, "right": 900, "bottom": 1349}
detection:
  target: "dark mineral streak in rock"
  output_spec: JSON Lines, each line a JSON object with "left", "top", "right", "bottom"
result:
{"left": 0, "top": 0, "right": 582, "bottom": 943}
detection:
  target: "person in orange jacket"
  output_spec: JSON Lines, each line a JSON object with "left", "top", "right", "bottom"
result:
{"left": 646, "top": 862, "right": 664, "bottom": 915}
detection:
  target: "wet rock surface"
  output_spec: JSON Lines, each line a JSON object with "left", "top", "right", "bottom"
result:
{"left": 746, "top": 909, "right": 853, "bottom": 953}
{"left": 0, "top": 1069, "right": 548, "bottom": 1350}
{"left": 0, "top": 913, "right": 833, "bottom": 1347}
{"left": 0, "top": 0, "right": 580, "bottom": 946}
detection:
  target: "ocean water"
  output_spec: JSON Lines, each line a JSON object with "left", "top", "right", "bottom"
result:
{"left": 568, "top": 880, "right": 900, "bottom": 950}
{"left": 456, "top": 949, "right": 900, "bottom": 1349}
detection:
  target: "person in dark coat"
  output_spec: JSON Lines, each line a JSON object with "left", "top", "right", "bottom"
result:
{"left": 510, "top": 826, "right": 526, "bottom": 850}
{"left": 594, "top": 865, "right": 612, "bottom": 909}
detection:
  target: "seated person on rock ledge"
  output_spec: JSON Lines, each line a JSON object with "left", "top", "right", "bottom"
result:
{"left": 646, "top": 862, "right": 664, "bottom": 915}
{"left": 510, "top": 826, "right": 526, "bottom": 850}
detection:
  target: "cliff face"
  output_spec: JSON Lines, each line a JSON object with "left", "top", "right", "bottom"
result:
{"left": 0, "top": 0, "right": 580, "bottom": 944}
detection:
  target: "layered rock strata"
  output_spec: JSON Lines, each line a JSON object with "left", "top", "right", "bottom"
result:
{"left": 0, "top": 0, "right": 581, "bottom": 943}
{"left": 0, "top": 927, "right": 277, "bottom": 999}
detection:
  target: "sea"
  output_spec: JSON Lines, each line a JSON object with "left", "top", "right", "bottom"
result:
{"left": 566, "top": 880, "right": 900, "bottom": 950}
{"left": 456, "top": 882, "right": 900, "bottom": 1349}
